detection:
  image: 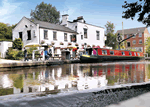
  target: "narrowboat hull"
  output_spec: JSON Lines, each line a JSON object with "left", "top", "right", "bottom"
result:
{"left": 80, "top": 55, "right": 144, "bottom": 63}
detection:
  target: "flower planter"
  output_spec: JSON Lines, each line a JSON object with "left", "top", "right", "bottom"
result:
{"left": 68, "top": 43, "right": 72, "bottom": 45}
{"left": 41, "top": 40, "right": 45, "bottom": 44}
{"left": 75, "top": 44, "right": 78, "bottom": 46}
{"left": 60, "top": 42, "right": 64, "bottom": 45}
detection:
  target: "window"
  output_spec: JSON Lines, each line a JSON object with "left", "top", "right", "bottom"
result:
{"left": 139, "top": 33, "right": 142, "bottom": 37}
{"left": 132, "top": 34, "right": 136, "bottom": 38}
{"left": 133, "top": 40, "right": 136, "bottom": 44}
{"left": 75, "top": 26, "right": 77, "bottom": 31}
{"left": 53, "top": 31, "right": 57, "bottom": 40}
{"left": 102, "top": 50, "right": 107, "bottom": 55}
{"left": 127, "top": 34, "right": 129, "bottom": 38}
{"left": 134, "top": 52, "right": 136, "bottom": 56}
{"left": 64, "top": 33, "right": 67, "bottom": 41}
{"left": 96, "top": 31, "right": 100, "bottom": 40}
{"left": 19, "top": 32, "right": 22, "bottom": 40}
{"left": 44, "top": 30, "right": 48, "bottom": 39}
{"left": 137, "top": 53, "right": 140, "bottom": 56}
{"left": 129, "top": 52, "right": 132, "bottom": 56}
{"left": 110, "top": 51, "right": 114, "bottom": 55}
{"left": 71, "top": 35, "right": 76, "bottom": 42}
{"left": 127, "top": 42, "right": 130, "bottom": 47}
{"left": 81, "top": 35, "right": 83, "bottom": 40}
{"left": 27, "top": 30, "right": 31, "bottom": 40}
{"left": 84, "top": 28, "right": 87, "bottom": 38}
{"left": 122, "top": 52, "right": 125, "bottom": 55}
{"left": 139, "top": 39, "right": 142, "bottom": 44}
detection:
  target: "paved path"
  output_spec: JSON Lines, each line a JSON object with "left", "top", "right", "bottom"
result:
{"left": 108, "top": 92, "right": 150, "bottom": 107}
{"left": 0, "top": 59, "right": 22, "bottom": 63}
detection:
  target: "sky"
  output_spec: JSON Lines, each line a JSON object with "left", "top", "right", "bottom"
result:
{"left": 0, "top": 0, "right": 149, "bottom": 33}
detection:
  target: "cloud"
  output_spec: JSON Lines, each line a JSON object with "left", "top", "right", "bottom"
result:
{"left": 60, "top": 0, "right": 83, "bottom": 19}
{"left": 0, "top": 0, "right": 23, "bottom": 23}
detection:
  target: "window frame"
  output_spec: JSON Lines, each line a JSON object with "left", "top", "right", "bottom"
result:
{"left": 27, "top": 30, "right": 31, "bottom": 40}
{"left": 64, "top": 33, "right": 67, "bottom": 41}
{"left": 127, "top": 34, "right": 129, "bottom": 38}
{"left": 53, "top": 31, "right": 57, "bottom": 40}
{"left": 139, "top": 33, "right": 142, "bottom": 37}
{"left": 129, "top": 52, "right": 132, "bottom": 56}
{"left": 132, "top": 40, "right": 136, "bottom": 44}
{"left": 96, "top": 31, "right": 100, "bottom": 40}
{"left": 122, "top": 51, "right": 125, "bottom": 55}
{"left": 139, "top": 39, "right": 142, "bottom": 44}
{"left": 83, "top": 28, "right": 87, "bottom": 38}
{"left": 44, "top": 30, "right": 48, "bottom": 39}
{"left": 132, "top": 34, "right": 136, "bottom": 38}
{"left": 102, "top": 50, "right": 107, "bottom": 55}
{"left": 19, "top": 32, "right": 23, "bottom": 41}
{"left": 110, "top": 51, "right": 114, "bottom": 55}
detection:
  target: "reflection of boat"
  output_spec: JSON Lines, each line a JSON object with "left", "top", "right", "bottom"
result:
{"left": 80, "top": 48, "right": 144, "bottom": 63}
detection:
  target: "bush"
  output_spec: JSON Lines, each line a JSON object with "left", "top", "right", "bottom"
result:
{"left": 6, "top": 48, "right": 24, "bottom": 60}
{"left": 13, "top": 38, "right": 23, "bottom": 50}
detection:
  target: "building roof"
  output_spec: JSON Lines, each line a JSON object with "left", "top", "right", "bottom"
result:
{"left": 116, "top": 27, "right": 146, "bottom": 35}
{"left": 28, "top": 18, "right": 77, "bottom": 34}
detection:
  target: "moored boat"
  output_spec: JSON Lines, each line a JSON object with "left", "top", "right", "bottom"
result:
{"left": 80, "top": 48, "right": 144, "bottom": 63}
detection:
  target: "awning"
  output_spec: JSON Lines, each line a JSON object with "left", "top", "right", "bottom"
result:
{"left": 25, "top": 43, "right": 41, "bottom": 47}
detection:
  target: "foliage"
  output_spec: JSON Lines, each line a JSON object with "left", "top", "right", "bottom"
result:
{"left": 6, "top": 48, "right": 24, "bottom": 60}
{"left": 41, "top": 40, "right": 45, "bottom": 44}
{"left": 12, "top": 38, "right": 23, "bottom": 50}
{"left": 30, "top": 2, "right": 60, "bottom": 24}
{"left": 9, "top": 74, "right": 23, "bottom": 89}
{"left": 0, "top": 88, "right": 13, "bottom": 96}
{"left": 122, "top": 0, "right": 150, "bottom": 27}
{"left": 27, "top": 47, "right": 39, "bottom": 55}
{"left": 105, "top": 21, "right": 117, "bottom": 49}
{"left": 145, "top": 37, "right": 150, "bottom": 56}
{"left": 0, "top": 22, "right": 17, "bottom": 40}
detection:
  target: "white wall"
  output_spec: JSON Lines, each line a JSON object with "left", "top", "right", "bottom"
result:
{"left": 13, "top": 17, "right": 39, "bottom": 47}
{"left": 39, "top": 28, "right": 76, "bottom": 55}
{"left": 0, "top": 41, "right": 12, "bottom": 58}
{"left": 67, "top": 22, "right": 105, "bottom": 48}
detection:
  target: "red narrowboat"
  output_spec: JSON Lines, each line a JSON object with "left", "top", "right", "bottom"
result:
{"left": 80, "top": 48, "right": 144, "bottom": 63}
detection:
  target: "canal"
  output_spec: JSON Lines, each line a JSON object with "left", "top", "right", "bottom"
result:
{"left": 0, "top": 61, "right": 150, "bottom": 106}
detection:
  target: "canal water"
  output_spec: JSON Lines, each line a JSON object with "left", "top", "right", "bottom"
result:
{"left": 0, "top": 61, "right": 149, "bottom": 97}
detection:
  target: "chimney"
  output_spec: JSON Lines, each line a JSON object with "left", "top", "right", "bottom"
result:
{"left": 61, "top": 14, "right": 69, "bottom": 26}
{"left": 77, "top": 16, "right": 84, "bottom": 23}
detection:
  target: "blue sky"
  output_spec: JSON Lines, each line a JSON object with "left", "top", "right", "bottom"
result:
{"left": 0, "top": 0, "right": 149, "bottom": 32}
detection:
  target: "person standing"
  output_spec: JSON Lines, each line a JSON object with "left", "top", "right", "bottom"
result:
{"left": 24, "top": 47, "right": 28, "bottom": 61}
{"left": 44, "top": 49, "right": 49, "bottom": 60}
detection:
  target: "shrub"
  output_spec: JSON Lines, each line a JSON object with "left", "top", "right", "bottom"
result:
{"left": 6, "top": 48, "right": 23, "bottom": 60}
{"left": 12, "top": 38, "right": 23, "bottom": 50}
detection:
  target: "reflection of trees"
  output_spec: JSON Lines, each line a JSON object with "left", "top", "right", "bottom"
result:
{"left": 9, "top": 74, "right": 23, "bottom": 89}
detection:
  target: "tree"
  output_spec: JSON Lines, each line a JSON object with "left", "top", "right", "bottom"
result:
{"left": 145, "top": 37, "right": 150, "bottom": 56}
{"left": 30, "top": 2, "right": 60, "bottom": 24}
{"left": 0, "top": 22, "right": 16, "bottom": 41}
{"left": 12, "top": 38, "right": 23, "bottom": 50}
{"left": 105, "top": 21, "right": 118, "bottom": 49}
{"left": 122, "top": 0, "right": 150, "bottom": 27}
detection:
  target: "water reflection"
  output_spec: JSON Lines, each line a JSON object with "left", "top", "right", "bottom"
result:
{"left": 0, "top": 63, "right": 148, "bottom": 96}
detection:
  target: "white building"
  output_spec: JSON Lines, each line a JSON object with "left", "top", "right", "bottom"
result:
{"left": 0, "top": 41, "right": 12, "bottom": 58}
{"left": 13, "top": 15, "right": 106, "bottom": 55}
{"left": 61, "top": 14, "right": 106, "bottom": 48}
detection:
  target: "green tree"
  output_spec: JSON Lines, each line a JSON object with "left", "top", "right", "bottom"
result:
{"left": 30, "top": 2, "right": 60, "bottom": 24}
{"left": 105, "top": 21, "right": 118, "bottom": 49}
{"left": 12, "top": 38, "right": 23, "bottom": 50}
{"left": 145, "top": 37, "right": 150, "bottom": 56}
{"left": 122, "top": 0, "right": 150, "bottom": 27}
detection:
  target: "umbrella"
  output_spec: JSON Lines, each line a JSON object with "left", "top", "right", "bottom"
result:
{"left": 25, "top": 43, "right": 41, "bottom": 47}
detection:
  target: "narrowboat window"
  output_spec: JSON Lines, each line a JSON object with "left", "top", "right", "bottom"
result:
{"left": 122, "top": 52, "right": 125, "bottom": 55}
{"left": 134, "top": 52, "right": 136, "bottom": 56}
{"left": 110, "top": 51, "right": 114, "bottom": 55}
{"left": 102, "top": 50, "right": 107, "bottom": 55}
{"left": 137, "top": 53, "right": 140, "bottom": 56}
{"left": 129, "top": 52, "right": 132, "bottom": 56}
